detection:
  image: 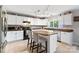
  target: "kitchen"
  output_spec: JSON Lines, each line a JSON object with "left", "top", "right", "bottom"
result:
{"left": 0, "top": 5, "right": 79, "bottom": 53}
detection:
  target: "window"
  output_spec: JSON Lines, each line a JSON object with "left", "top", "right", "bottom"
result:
{"left": 54, "top": 20, "right": 58, "bottom": 27}
{"left": 50, "top": 21, "right": 53, "bottom": 27}
{"left": 50, "top": 20, "right": 58, "bottom": 27}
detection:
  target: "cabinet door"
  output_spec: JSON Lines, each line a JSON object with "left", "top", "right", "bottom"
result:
{"left": 27, "top": 18, "right": 34, "bottom": 25}
{"left": 17, "top": 31, "right": 23, "bottom": 40}
{"left": 63, "top": 14, "right": 72, "bottom": 25}
{"left": 38, "top": 19, "right": 48, "bottom": 25}
{"left": 58, "top": 16, "right": 64, "bottom": 28}
{"left": 7, "top": 15, "right": 17, "bottom": 25}
{"left": 5, "top": 32, "right": 12, "bottom": 42}
{"left": 61, "top": 32, "right": 73, "bottom": 45}
{"left": 5, "top": 31, "right": 17, "bottom": 42}
{"left": 35, "top": 19, "right": 39, "bottom": 25}
{"left": 48, "top": 34, "right": 57, "bottom": 52}
{"left": 17, "top": 16, "right": 25, "bottom": 25}
{"left": 16, "top": 16, "right": 22, "bottom": 25}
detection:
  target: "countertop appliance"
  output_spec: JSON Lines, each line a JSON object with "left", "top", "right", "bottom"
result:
{"left": 0, "top": 6, "right": 8, "bottom": 53}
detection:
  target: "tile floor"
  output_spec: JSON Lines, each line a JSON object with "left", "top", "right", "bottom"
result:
{"left": 4, "top": 40, "right": 79, "bottom": 53}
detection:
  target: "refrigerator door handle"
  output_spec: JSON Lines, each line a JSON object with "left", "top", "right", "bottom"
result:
{"left": 4, "top": 17, "right": 8, "bottom": 37}
{"left": 2, "top": 10, "right": 8, "bottom": 37}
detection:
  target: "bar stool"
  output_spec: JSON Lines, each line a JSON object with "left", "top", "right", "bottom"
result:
{"left": 31, "top": 33, "right": 47, "bottom": 53}
{"left": 23, "top": 27, "right": 32, "bottom": 47}
{"left": 38, "top": 34, "right": 47, "bottom": 53}
{"left": 30, "top": 33, "right": 39, "bottom": 52}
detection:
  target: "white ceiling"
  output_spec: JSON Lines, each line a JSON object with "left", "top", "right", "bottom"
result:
{"left": 3, "top": 5, "right": 79, "bottom": 16}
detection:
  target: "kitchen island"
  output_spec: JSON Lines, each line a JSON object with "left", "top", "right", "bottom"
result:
{"left": 44, "top": 27, "right": 74, "bottom": 45}
{"left": 32, "top": 29, "right": 58, "bottom": 53}
{"left": 44, "top": 27, "right": 73, "bottom": 32}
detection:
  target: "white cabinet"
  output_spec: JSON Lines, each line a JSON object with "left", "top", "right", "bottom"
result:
{"left": 48, "top": 34, "right": 58, "bottom": 52}
{"left": 58, "top": 16, "right": 64, "bottom": 28}
{"left": 7, "top": 14, "right": 48, "bottom": 25}
{"left": 29, "top": 18, "right": 48, "bottom": 25}
{"left": 5, "top": 31, "right": 17, "bottom": 42}
{"left": 63, "top": 14, "right": 73, "bottom": 25}
{"left": 61, "top": 32, "right": 73, "bottom": 45}
{"left": 7, "top": 15, "right": 17, "bottom": 25}
{"left": 5, "top": 31, "right": 23, "bottom": 42}
{"left": 17, "top": 16, "right": 26, "bottom": 25}
{"left": 30, "top": 18, "right": 35, "bottom": 25}
{"left": 17, "top": 31, "right": 23, "bottom": 40}
{"left": 28, "top": 18, "right": 35, "bottom": 25}
{"left": 7, "top": 15, "right": 28, "bottom": 25}
{"left": 58, "top": 14, "right": 73, "bottom": 28}
{"left": 38, "top": 19, "right": 48, "bottom": 25}
{"left": 16, "top": 16, "right": 22, "bottom": 25}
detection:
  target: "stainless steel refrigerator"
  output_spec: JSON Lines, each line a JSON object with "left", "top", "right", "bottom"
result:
{"left": 0, "top": 6, "right": 7, "bottom": 53}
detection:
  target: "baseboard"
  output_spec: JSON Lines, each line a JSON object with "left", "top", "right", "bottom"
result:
{"left": 7, "top": 39, "right": 25, "bottom": 44}
{"left": 57, "top": 40, "right": 73, "bottom": 46}
{"left": 72, "top": 42, "right": 79, "bottom": 46}
{"left": 57, "top": 40, "right": 61, "bottom": 42}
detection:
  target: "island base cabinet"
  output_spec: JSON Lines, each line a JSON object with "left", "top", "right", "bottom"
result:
{"left": 47, "top": 34, "right": 57, "bottom": 53}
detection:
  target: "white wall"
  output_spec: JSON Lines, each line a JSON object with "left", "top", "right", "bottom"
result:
{"left": 73, "top": 22, "right": 79, "bottom": 44}
{"left": 72, "top": 10, "right": 79, "bottom": 45}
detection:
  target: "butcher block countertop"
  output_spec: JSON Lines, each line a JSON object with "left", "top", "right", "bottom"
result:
{"left": 32, "top": 29, "right": 57, "bottom": 36}
{"left": 44, "top": 27, "right": 74, "bottom": 32}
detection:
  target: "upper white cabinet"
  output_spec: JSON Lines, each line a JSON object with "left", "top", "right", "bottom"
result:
{"left": 16, "top": 16, "right": 22, "bottom": 25}
{"left": 16, "top": 16, "right": 25, "bottom": 25}
{"left": 7, "top": 15, "right": 17, "bottom": 25}
{"left": 7, "top": 15, "right": 29, "bottom": 25}
{"left": 58, "top": 14, "right": 73, "bottom": 28}
{"left": 38, "top": 19, "right": 48, "bottom": 25}
{"left": 58, "top": 16, "right": 64, "bottom": 28}
{"left": 28, "top": 18, "right": 36, "bottom": 25}
{"left": 63, "top": 14, "right": 73, "bottom": 25}
{"left": 7, "top": 14, "right": 48, "bottom": 25}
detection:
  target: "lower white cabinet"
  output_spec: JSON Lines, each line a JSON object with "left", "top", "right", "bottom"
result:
{"left": 17, "top": 31, "right": 23, "bottom": 40}
{"left": 5, "top": 31, "right": 17, "bottom": 42}
{"left": 5, "top": 31, "right": 23, "bottom": 42}
{"left": 61, "top": 32, "right": 73, "bottom": 45}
